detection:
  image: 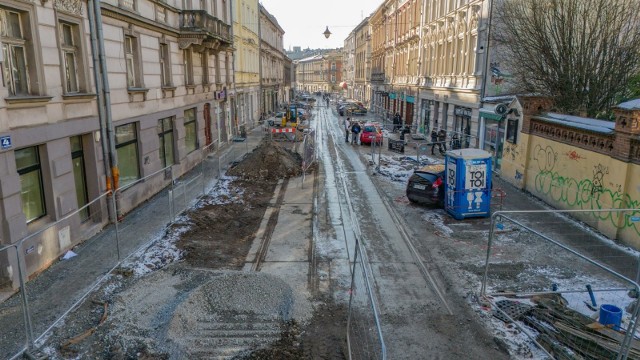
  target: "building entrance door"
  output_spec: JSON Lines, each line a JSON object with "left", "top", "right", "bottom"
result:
{"left": 204, "top": 103, "right": 212, "bottom": 146}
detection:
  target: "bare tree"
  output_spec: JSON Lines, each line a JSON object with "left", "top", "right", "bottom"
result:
{"left": 494, "top": 0, "right": 640, "bottom": 117}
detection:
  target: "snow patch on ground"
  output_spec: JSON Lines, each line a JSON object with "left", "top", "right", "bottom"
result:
{"left": 375, "top": 153, "right": 441, "bottom": 184}
{"left": 119, "top": 178, "right": 245, "bottom": 278}
{"left": 199, "top": 175, "right": 244, "bottom": 206}
{"left": 422, "top": 210, "right": 453, "bottom": 237}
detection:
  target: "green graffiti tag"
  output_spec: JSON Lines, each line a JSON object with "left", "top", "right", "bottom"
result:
{"left": 532, "top": 145, "right": 640, "bottom": 235}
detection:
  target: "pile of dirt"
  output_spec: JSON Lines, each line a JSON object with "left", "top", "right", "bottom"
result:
{"left": 228, "top": 136, "right": 303, "bottom": 180}
{"left": 176, "top": 178, "right": 275, "bottom": 269}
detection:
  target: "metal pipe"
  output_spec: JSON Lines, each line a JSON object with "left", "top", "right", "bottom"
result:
{"left": 93, "top": 0, "right": 118, "bottom": 191}
{"left": 112, "top": 191, "right": 120, "bottom": 260}
{"left": 15, "top": 245, "right": 35, "bottom": 351}
{"left": 87, "top": 0, "right": 112, "bottom": 205}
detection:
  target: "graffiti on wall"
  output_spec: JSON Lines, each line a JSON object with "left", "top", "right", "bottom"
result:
{"left": 504, "top": 142, "right": 523, "bottom": 162}
{"left": 591, "top": 164, "right": 608, "bottom": 195}
{"left": 532, "top": 144, "right": 640, "bottom": 235}
{"left": 565, "top": 150, "right": 586, "bottom": 161}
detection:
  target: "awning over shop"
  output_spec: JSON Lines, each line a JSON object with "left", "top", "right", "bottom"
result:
{"left": 480, "top": 109, "right": 503, "bottom": 121}
{"left": 389, "top": 92, "right": 396, "bottom": 99}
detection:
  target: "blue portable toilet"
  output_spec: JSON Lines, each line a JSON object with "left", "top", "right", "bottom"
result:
{"left": 445, "top": 149, "right": 492, "bottom": 220}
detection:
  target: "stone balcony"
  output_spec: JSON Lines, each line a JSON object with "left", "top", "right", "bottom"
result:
{"left": 179, "top": 10, "right": 232, "bottom": 51}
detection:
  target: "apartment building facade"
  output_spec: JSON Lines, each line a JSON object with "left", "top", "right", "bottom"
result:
{"left": 295, "top": 50, "right": 343, "bottom": 94}
{"left": 353, "top": 17, "right": 371, "bottom": 107}
{"left": 258, "top": 4, "right": 285, "bottom": 115}
{"left": 342, "top": 32, "right": 355, "bottom": 98}
{"left": 370, "top": 0, "right": 489, "bottom": 144}
{"left": 0, "top": 0, "right": 234, "bottom": 283}
{"left": 233, "top": 0, "right": 261, "bottom": 130}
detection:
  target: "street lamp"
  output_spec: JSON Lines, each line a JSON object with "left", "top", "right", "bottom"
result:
{"left": 323, "top": 26, "right": 331, "bottom": 39}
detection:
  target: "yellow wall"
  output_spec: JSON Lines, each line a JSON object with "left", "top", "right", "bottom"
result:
{"left": 620, "top": 164, "right": 640, "bottom": 245}
{"left": 506, "top": 134, "right": 640, "bottom": 247}
{"left": 500, "top": 133, "right": 529, "bottom": 190}
{"left": 233, "top": 0, "right": 260, "bottom": 88}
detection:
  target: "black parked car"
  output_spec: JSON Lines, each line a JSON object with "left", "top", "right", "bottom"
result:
{"left": 406, "top": 164, "right": 446, "bottom": 207}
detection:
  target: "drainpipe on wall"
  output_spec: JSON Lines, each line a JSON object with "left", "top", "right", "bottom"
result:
{"left": 228, "top": 0, "right": 239, "bottom": 134}
{"left": 257, "top": 10, "right": 263, "bottom": 120}
{"left": 87, "top": 0, "right": 112, "bottom": 197}
{"left": 93, "top": 0, "right": 119, "bottom": 193}
{"left": 478, "top": 0, "right": 495, "bottom": 148}
{"left": 416, "top": 0, "right": 427, "bottom": 132}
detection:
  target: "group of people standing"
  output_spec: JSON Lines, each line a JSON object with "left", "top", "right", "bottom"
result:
{"left": 430, "top": 129, "right": 461, "bottom": 155}
{"left": 344, "top": 117, "right": 362, "bottom": 145}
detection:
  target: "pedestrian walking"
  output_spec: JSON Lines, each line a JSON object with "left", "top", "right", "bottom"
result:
{"left": 344, "top": 117, "right": 351, "bottom": 143}
{"left": 351, "top": 121, "right": 362, "bottom": 145}
{"left": 430, "top": 129, "right": 443, "bottom": 155}
{"left": 438, "top": 129, "right": 447, "bottom": 152}
{"left": 393, "top": 113, "right": 401, "bottom": 132}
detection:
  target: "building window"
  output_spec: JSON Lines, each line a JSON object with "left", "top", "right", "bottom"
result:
{"left": 158, "top": 117, "right": 174, "bottom": 167}
{"left": 1, "top": 8, "right": 31, "bottom": 96}
{"left": 331, "top": 74, "right": 336, "bottom": 82}
{"left": 70, "top": 136, "right": 89, "bottom": 221}
{"left": 15, "top": 146, "right": 46, "bottom": 222}
{"left": 60, "top": 21, "right": 84, "bottom": 93}
{"left": 214, "top": 53, "right": 221, "bottom": 84}
{"left": 184, "top": 49, "right": 193, "bottom": 85}
{"left": 115, "top": 123, "right": 140, "bottom": 188}
{"left": 159, "top": 42, "right": 171, "bottom": 87}
{"left": 506, "top": 118, "right": 519, "bottom": 144}
{"left": 124, "top": 35, "right": 140, "bottom": 88}
{"left": 184, "top": 108, "right": 197, "bottom": 153}
{"left": 201, "top": 51, "right": 209, "bottom": 84}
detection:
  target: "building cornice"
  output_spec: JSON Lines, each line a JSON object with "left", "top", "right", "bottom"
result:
{"left": 101, "top": 3, "right": 179, "bottom": 36}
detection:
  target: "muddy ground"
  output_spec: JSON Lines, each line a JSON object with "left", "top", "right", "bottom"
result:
{"left": 39, "top": 138, "right": 347, "bottom": 359}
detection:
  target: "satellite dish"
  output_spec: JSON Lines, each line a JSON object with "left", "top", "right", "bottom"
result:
{"left": 495, "top": 103, "right": 508, "bottom": 115}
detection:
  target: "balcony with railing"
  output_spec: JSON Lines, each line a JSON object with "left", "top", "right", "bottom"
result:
{"left": 179, "top": 10, "right": 232, "bottom": 49}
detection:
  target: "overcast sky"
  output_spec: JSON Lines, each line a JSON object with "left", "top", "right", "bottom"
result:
{"left": 258, "top": 0, "right": 379, "bottom": 50}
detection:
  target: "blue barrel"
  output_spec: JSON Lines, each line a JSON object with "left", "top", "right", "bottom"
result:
{"left": 599, "top": 304, "right": 622, "bottom": 330}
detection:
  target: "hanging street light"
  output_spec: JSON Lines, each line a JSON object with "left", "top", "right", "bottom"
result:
{"left": 323, "top": 26, "right": 331, "bottom": 39}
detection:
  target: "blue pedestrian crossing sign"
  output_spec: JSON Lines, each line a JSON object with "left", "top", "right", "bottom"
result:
{"left": 0, "top": 136, "right": 11, "bottom": 149}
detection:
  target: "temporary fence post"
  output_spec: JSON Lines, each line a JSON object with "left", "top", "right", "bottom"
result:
{"left": 170, "top": 168, "right": 176, "bottom": 221}
{"left": 636, "top": 253, "right": 640, "bottom": 286}
{"left": 346, "top": 238, "right": 360, "bottom": 358}
{"left": 15, "top": 244, "right": 35, "bottom": 352}
{"left": 112, "top": 191, "right": 121, "bottom": 261}
{"left": 201, "top": 151, "right": 206, "bottom": 196}
{"left": 245, "top": 132, "right": 249, "bottom": 156}
{"left": 217, "top": 147, "right": 221, "bottom": 180}
{"left": 481, "top": 212, "right": 500, "bottom": 296}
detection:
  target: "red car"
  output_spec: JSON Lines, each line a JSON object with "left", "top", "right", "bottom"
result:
{"left": 359, "top": 123, "right": 383, "bottom": 145}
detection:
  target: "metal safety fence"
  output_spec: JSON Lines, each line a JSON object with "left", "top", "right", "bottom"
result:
{"left": 347, "top": 237, "right": 387, "bottom": 360}
{"left": 481, "top": 209, "right": 640, "bottom": 360}
{"left": 301, "top": 129, "right": 316, "bottom": 185}
{"left": 0, "top": 137, "right": 254, "bottom": 359}
{"left": 0, "top": 244, "right": 28, "bottom": 359}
